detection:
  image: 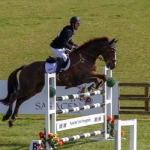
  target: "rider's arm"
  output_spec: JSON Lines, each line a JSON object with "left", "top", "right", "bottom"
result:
{"left": 60, "top": 29, "right": 74, "bottom": 50}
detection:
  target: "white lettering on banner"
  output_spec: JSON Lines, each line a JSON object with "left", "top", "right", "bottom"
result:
{"left": 34, "top": 102, "right": 82, "bottom": 111}
{"left": 70, "top": 119, "right": 92, "bottom": 125}
{"left": 70, "top": 121, "right": 78, "bottom": 125}
{"left": 77, "top": 119, "right": 91, "bottom": 124}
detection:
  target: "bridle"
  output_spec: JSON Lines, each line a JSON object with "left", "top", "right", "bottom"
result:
{"left": 74, "top": 45, "right": 117, "bottom": 66}
{"left": 103, "top": 47, "right": 117, "bottom": 65}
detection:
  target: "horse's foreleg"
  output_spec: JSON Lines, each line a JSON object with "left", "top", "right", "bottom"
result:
{"left": 79, "top": 74, "right": 107, "bottom": 91}
{"left": 79, "top": 76, "right": 101, "bottom": 92}
{"left": 92, "top": 74, "right": 108, "bottom": 82}
{"left": 92, "top": 74, "right": 108, "bottom": 88}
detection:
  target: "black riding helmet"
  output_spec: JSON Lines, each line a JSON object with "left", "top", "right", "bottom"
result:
{"left": 70, "top": 16, "right": 81, "bottom": 24}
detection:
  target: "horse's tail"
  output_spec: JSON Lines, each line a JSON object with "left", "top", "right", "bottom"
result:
{"left": 0, "top": 65, "right": 24, "bottom": 105}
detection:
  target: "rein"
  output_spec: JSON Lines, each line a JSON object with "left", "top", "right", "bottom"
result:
{"left": 80, "top": 50, "right": 109, "bottom": 62}
{"left": 71, "top": 46, "right": 111, "bottom": 67}
{"left": 71, "top": 46, "right": 116, "bottom": 68}
{"left": 79, "top": 50, "right": 97, "bottom": 59}
{"left": 71, "top": 51, "right": 95, "bottom": 67}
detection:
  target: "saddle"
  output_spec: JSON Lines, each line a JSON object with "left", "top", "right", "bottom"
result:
{"left": 46, "top": 56, "right": 58, "bottom": 63}
{"left": 46, "top": 56, "right": 69, "bottom": 68}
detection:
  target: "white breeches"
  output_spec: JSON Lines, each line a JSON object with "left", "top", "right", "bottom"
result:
{"left": 50, "top": 47, "right": 68, "bottom": 62}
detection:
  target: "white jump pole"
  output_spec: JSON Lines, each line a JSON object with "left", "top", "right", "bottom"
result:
{"left": 114, "top": 119, "right": 137, "bottom": 150}
{"left": 102, "top": 66, "right": 112, "bottom": 140}
{"left": 45, "top": 73, "right": 56, "bottom": 150}
{"left": 91, "top": 66, "right": 113, "bottom": 141}
{"left": 102, "top": 66, "right": 112, "bottom": 117}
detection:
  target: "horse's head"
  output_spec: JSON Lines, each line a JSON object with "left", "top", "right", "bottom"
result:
{"left": 74, "top": 37, "right": 118, "bottom": 70}
{"left": 102, "top": 38, "right": 118, "bottom": 70}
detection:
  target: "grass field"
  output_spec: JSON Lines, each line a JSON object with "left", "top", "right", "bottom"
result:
{"left": 0, "top": 0, "right": 150, "bottom": 149}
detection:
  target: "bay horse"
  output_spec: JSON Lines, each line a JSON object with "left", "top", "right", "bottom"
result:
{"left": 0, "top": 36, "right": 118, "bottom": 127}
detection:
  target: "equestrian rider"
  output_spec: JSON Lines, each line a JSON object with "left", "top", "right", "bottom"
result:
{"left": 50, "top": 16, "right": 81, "bottom": 77}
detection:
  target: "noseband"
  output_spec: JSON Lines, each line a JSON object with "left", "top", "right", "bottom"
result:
{"left": 105, "top": 47, "right": 116, "bottom": 65}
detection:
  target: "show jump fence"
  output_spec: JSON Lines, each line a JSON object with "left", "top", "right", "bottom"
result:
{"left": 29, "top": 67, "right": 138, "bottom": 150}
{"left": 44, "top": 66, "right": 113, "bottom": 149}
{"left": 118, "top": 82, "right": 150, "bottom": 118}
{"left": 114, "top": 119, "right": 137, "bottom": 150}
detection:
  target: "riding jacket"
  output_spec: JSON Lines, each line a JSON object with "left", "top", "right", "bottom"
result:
{"left": 50, "top": 25, "right": 75, "bottom": 50}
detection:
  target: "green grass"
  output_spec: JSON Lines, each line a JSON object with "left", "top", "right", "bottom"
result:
{"left": 0, "top": 0, "right": 150, "bottom": 149}
{"left": 0, "top": 114, "right": 150, "bottom": 150}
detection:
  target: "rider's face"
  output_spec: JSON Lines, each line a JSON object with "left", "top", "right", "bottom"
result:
{"left": 74, "top": 23, "right": 80, "bottom": 30}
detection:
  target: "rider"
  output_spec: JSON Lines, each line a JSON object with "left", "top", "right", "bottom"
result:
{"left": 50, "top": 16, "right": 81, "bottom": 77}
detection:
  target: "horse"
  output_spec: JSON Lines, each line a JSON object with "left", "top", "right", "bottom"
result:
{"left": 0, "top": 36, "right": 118, "bottom": 127}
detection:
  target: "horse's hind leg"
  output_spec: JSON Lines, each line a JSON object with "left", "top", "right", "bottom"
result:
{"left": 8, "top": 97, "right": 27, "bottom": 127}
{"left": 2, "top": 92, "right": 17, "bottom": 121}
{"left": 2, "top": 89, "right": 29, "bottom": 122}
{"left": 8, "top": 94, "right": 34, "bottom": 127}
{"left": 8, "top": 84, "right": 44, "bottom": 127}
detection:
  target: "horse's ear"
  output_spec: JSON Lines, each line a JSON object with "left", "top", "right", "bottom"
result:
{"left": 108, "top": 38, "right": 118, "bottom": 50}
{"left": 115, "top": 40, "right": 118, "bottom": 43}
{"left": 109, "top": 38, "right": 115, "bottom": 45}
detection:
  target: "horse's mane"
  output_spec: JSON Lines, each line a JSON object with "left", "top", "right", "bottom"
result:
{"left": 79, "top": 36, "right": 109, "bottom": 49}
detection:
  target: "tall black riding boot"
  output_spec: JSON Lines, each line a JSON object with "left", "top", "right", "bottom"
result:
{"left": 56, "top": 58, "right": 65, "bottom": 75}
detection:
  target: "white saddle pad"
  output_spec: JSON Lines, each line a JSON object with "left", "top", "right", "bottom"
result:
{"left": 45, "top": 59, "right": 70, "bottom": 73}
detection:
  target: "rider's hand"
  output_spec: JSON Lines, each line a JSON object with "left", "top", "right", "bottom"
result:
{"left": 72, "top": 45, "right": 78, "bottom": 50}
{"left": 65, "top": 49, "right": 71, "bottom": 54}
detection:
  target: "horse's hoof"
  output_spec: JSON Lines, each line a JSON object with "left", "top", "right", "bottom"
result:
{"left": 8, "top": 120, "right": 13, "bottom": 127}
{"left": 2, "top": 115, "right": 10, "bottom": 121}
{"left": 96, "top": 81, "right": 103, "bottom": 89}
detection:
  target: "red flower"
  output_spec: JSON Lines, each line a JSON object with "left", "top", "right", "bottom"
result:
{"left": 41, "top": 144, "right": 44, "bottom": 147}
{"left": 107, "top": 116, "right": 112, "bottom": 121}
{"left": 36, "top": 143, "right": 40, "bottom": 147}
{"left": 39, "top": 132, "right": 44, "bottom": 139}
{"left": 111, "top": 119, "right": 115, "bottom": 123}
{"left": 107, "top": 116, "right": 114, "bottom": 123}
{"left": 61, "top": 141, "right": 65, "bottom": 145}
{"left": 48, "top": 133, "right": 53, "bottom": 138}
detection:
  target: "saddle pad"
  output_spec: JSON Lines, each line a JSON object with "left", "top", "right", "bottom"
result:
{"left": 45, "top": 62, "right": 57, "bottom": 73}
{"left": 45, "top": 59, "right": 70, "bottom": 73}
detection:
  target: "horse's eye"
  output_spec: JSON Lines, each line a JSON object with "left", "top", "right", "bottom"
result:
{"left": 111, "top": 49, "right": 114, "bottom": 52}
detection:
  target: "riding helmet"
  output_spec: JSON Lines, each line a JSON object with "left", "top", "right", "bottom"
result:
{"left": 70, "top": 16, "right": 81, "bottom": 24}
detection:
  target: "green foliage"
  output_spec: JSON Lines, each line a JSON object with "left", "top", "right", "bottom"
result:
{"left": 50, "top": 87, "right": 56, "bottom": 98}
{"left": 107, "top": 77, "right": 116, "bottom": 87}
{"left": 38, "top": 128, "right": 62, "bottom": 150}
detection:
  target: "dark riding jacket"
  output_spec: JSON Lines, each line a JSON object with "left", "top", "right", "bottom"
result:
{"left": 50, "top": 25, "right": 75, "bottom": 50}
